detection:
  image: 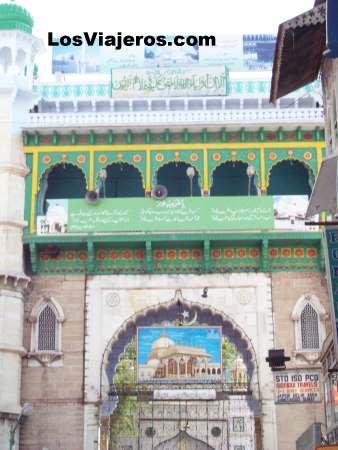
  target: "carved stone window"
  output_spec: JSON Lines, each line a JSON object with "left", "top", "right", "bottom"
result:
{"left": 291, "top": 294, "right": 327, "bottom": 362}
{"left": 28, "top": 296, "right": 65, "bottom": 366}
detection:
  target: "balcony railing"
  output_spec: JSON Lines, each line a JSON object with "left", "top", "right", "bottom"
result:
{"left": 26, "top": 107, "right": 324, "bottom": 128}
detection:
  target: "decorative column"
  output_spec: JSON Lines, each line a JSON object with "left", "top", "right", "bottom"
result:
{"left": 0, "top": 3, "right": 44, "bottom": 449}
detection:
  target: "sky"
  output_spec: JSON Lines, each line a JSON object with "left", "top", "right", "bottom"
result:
{"left": 19, "top": 0, "right": 315, "bottom": 78}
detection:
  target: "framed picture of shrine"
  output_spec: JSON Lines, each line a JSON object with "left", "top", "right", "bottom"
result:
{"left": 137, "top": 326, "right": 222, "bottom": 383}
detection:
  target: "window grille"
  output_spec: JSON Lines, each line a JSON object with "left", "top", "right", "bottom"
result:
{"left": 300, "top": 303, "right": 320, "bottom": 350}
{"left": 38, "top": 305, "right": 57, "bottom": 351}
{"left": 233, "top": 417, "right": 245, "bottom": 432}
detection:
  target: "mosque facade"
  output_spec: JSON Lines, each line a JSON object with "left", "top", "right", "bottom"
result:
{"left": 0, "top": 3, "right": 332, "bottom": 450}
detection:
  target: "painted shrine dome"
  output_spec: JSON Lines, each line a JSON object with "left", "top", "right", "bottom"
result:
{"left": 152, "top": 333, "right": 175, "bottom": 351}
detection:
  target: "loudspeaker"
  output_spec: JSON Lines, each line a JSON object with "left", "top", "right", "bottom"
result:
{"left": 85, "top": 190, "right": 99, "bottom": 205}
{"left": 151, "top": 185, "right": 168, "bottom": 200}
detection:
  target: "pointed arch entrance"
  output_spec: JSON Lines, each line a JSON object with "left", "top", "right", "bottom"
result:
{"left": 100, "top": 292, "right": 260, "bottom": 450}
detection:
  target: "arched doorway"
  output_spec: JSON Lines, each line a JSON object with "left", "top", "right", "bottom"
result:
{"left": 100, "top": 296, "right": 259, "bottom": 450}
{"left": 38, "top": 163, "right": 86, "bottom": 215}
{"left": 210, "top": 161, "right": 258, "bottom": 196}
{"left": 156, "top": 162, "right": 201, "bottom": 197}
{"left": 267, "top": 160, "right": 313, "bottom": 197}
{"left": 99, "top": 162, "right": 145, "bottom": 198}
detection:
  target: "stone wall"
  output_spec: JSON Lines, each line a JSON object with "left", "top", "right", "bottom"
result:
{"left": 20, "top": 275, "right": 86, "bottom": 450}
{"left": 272, "top": 272, "right": 330, "bottom": 450}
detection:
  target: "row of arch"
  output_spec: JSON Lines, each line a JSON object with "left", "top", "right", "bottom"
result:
{"left": 38, "top": 159, "right": 313, "bottom": 212}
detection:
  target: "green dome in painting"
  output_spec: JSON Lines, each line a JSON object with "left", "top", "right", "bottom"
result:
{"left": 0, "top": 2, "right": 34, "bottom": 34}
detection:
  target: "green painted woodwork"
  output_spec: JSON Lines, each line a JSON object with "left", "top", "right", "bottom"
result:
{"left": 151, "top": 149, "right": 204, "bottom": 186}
{"left": 101, "top": 163, "right": 145, "bottom": 197}
{"left": 156, "top": 162, "right": 201, "bottom": 196}
{"left": 94, "top": 151, "right": 146, "bottom": 189}
{"left": 37, "top": 151, "right": 90, "bottom": 186}
{"left": 264, "top": 147, "right": 317, "bottom": 182}
{"left": 208, "top": 148, "right": 261, "bottom": 187}
{"left": 44, "top": 164, "right": 86, "bottom": 211}
{"left": 210, "top": 161, "right": 257, "bottom": 196}
{"left": 67, "top": 196, "right": 274, "bottom": 233}
{"left": 24, "top": 129, "right": 325, "bottom": 147}
{"left": 267, "top": 160, "right": 312, "bottom": 197}
{"left": 24, "top": 153, "right": 33, "bottom": 227}
{"left": 0, "top": 2, "right": 33, "bottom": 33}
{"left": 25, "top": 234, "right": 322, "bottom": 275}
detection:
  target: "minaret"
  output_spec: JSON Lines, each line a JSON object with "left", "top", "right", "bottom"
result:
{"left": 0, "top": 2, "right": 43, "bottom": 448}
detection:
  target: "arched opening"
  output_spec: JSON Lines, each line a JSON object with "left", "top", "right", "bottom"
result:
{"left": 156, "top": 162, "right": 201, "bottom": 197}
{"left": 99, "top": 162, "right": 144, "bottom": 198}
{"left": 168, "top": 359, "right": 177, "bottom": 376}
{"left": 39, "top": 164, "right": 86, "bottom": 215}
{"left": 15, "top": 48, "right": 26, "bottom": 75}
{"left": 267, "top": 160, "right": 313, "bottom": 197}
{"left": 179, "top": 359, "right": 186, "bottom": 375}
{"left": 0, "top": 47, "right": 12, "bottom": 74}
{"left": 210, "top": 161, "right": 258, "bottom": 196}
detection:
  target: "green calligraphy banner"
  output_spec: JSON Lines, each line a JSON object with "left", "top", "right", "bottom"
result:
{"left": 67, "top": 196, "right": 274, "bottom": 233}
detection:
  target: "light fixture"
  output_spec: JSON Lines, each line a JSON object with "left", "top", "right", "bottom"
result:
{"left": 202, "top": 287, "right": 208, "bottom": 298}
{"left": 186, "top": 166, "right": 195, "bottom": 197}
{"left": 246, "top": 164, "right": 255, "bottom": 196}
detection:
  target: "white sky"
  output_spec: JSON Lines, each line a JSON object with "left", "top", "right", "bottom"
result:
{"left": 19, "top": 0, "right": 315, "bottom": 79}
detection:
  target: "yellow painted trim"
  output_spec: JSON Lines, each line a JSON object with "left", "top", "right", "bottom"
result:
{"left": 30, "top": 151, "right": 38, "bottom": 233}
{"left": 89, "top": 150, "right": 94, "bottom": 190}
{"left": 23, "top": 141, "right": 325, "bottom": 153}
{"left": 259, "top": 145, "right": 266, "bottom": 191}
{"left": 316, "top": 144, "right": 324, "bottom": 171}
{"left": 203, "top": 145, "right": 208, "bottom": 192}
{"left": 146, "top": 148, "right": 151, "bottom": 192}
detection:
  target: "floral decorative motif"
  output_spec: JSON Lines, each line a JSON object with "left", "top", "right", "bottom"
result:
{"left": 269, "top": 248, "right": 278, "bottom": 257}
{"left": 153, "top": 250, "right": 164, "bottom": 260}
{"left": 78, "top": 251, "right": 88, "bottom": 261}
{"left": 304, "top": 151, "right": 312, "bottom": 160}
{"left": 174, "top": 151, "right": 180, "bottom": 160}
{"left": 110, "top": 251, "right": 120, "bottom": 260}
{"left": 116, "top": 152, "right": 124, "bottom": 159}
{"left": 230, "top": 151, "right": 237, "bottom": 158}
{"left": 60, "top": 153, "right": 68, "bottom": 161}
{"left": 212, "top": 249, "right": 221, "bottom": 259}
{"left": 190, "top": 153, "right": 199, "bottom": 162}
{"left": 76, "top": 154, "right": 86, "bottom": 164}
{"left": 281, "top": 248, "right": 291, "bottom": 257}
{"left": 65, "top": 251, "right": 75, "bottom": 261}
{"left": 98, "top": 154, "right": 108, "bottom": 164}
{"left": 224, "top": 249, "right": 234, "bottom": 258}
{"left": 294, "top": 248, "right": 305, "bottom": 258}
{"left": 123, "top": 250, "right": 132, "bottom": 260}
{"left": 135, "top": 249, "right": 144, "bottom": 260}
{"left": 179, "top": 250, "right": 189, "bottom": 260}
{"left": 247, "top": 152, "right": 256, "bottom": 161}
{"left": 42, "top": 155, "right": 52, "bottom": 164}
{"left": 237, "top": 248, "right": 246, "bottom": 258}
{"left": 250, "top": 248, "right": 260, "bottom": 258}
{"left": 287, "top": 149, "right": 293, "bottom": 157}
{"left": 97, "top": 250, "right": 107, "bottom": 260}
{"left": 212, "top": 153, "right": 221, "bottom": 162}
{"left": 132, "top": 154, "right": 142, "bottom": 163}
{"left": 268, "top": 152, "right": 277, "bottom": 161}
{"left": 191, "top": 249, "right": 202, "bottom": 259}
{"left": 155, "top": 153, "right": 164, "bottom": 162}
{"left": 307, "top": 248, "right": 317, "bottom": 258}
{"left": 167, "top": 250, "right": 177, "bottom": 260}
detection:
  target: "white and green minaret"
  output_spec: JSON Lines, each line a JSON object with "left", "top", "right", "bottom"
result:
{"left": 0, "top": 2, "right": 43, "bottom": 448}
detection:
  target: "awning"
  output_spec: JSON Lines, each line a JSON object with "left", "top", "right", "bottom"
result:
{"left": 306, "top": 155, "right": 337, "bottom": 217}
{"left": 270, "top": 3, "right": 326, "bottom": 103}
